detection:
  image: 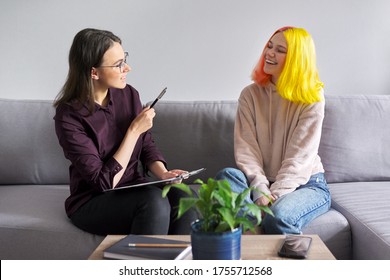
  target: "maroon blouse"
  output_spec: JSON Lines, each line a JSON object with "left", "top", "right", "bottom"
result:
{"left": 54, "top": 85, "right": 166, "bottom": 216}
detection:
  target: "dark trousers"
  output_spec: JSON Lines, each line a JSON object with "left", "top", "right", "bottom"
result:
{"left": 70, "top": 186, "right": 198, "bottom": 235}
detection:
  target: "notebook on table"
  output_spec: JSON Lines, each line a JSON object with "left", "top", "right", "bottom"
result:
{"left": 103, "top": 234, "right": 192, "bottom": 260}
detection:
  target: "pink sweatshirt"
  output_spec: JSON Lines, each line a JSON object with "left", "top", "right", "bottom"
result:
{"left": 234, "top": 82, "right": 325, "bottom": 201}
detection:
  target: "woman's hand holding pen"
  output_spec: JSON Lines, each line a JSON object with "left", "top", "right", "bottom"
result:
{"left": 113, "top": 107, "right": 155, "bottom": 188}
{"left": 128, "top": 106, "right": 156, "bottom": 135}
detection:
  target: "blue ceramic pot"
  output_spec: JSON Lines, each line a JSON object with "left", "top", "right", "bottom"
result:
{"left": 190, "top": 220, "right": 242, "bottom": 260}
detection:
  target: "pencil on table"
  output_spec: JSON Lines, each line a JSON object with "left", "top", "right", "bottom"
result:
{"left": 128, "top": 243, "right": 190, "bottom": 248}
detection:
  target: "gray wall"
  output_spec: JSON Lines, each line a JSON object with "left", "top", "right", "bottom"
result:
{"left": 1, "top": 0, "right": 389, "bottom": 103}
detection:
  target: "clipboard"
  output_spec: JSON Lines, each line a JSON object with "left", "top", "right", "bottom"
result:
{"left": 104, "top": 168, "right": 206, "bottom": 192}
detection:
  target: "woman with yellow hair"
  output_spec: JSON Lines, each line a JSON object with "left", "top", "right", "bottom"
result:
{"left": 216, "top": 27, "right": 330, "bottom": 234}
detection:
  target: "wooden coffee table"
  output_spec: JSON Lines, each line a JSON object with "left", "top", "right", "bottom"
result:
{"left": 88, "top": 234, "right": 335, "bottom": 260}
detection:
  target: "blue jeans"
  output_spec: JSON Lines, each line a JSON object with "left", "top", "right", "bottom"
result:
{"left": 215, "top": 167, "right": 331, "bottom": 234}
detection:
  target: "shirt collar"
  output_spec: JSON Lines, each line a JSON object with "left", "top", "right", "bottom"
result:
{"left": 94, "top": 90, "right": 114, "bottom": 111}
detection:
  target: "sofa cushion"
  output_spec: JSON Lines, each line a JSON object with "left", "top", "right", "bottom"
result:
{"left": 302, "top": 208, "right": 351, "bottom": 260}
{"left": 0, "top": 98, "right": 69, "bottom": 185}
{"left": 329, "top": 182, "right": 390, "bottom": 259}
{"left": 319, "top": 95, "right": 390, "bottom": 183}
{"left": 0, "top": 185, "right": 104, "bottom": 259}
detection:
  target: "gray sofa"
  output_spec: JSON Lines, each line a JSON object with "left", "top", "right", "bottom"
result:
{"left": 1, "top": 95, "right": 389, "bottom": 260}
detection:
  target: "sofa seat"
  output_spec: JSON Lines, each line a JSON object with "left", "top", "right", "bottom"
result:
{"left": 302, "top": 208, "right": 351, "bottom": 259}
{"left": 329, "top": 182, "right": 390, "bottom": 259}
{"left": 0, "top": 185, "right": 104, "bottom": 259}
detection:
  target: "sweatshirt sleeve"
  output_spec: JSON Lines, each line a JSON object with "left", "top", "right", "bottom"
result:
{"left": 234, "top": 90, "right": 271, "bottom": 201}
{"left": 270, "top": 99, "right": 325, "bottom": 198}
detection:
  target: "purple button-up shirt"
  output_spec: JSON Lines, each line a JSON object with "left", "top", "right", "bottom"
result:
{"left": 54, "top": 85, "right": 166, "bottom": 216}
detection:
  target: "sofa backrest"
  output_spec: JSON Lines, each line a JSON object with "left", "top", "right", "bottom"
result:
{"left": 318, "top": 95, "right": 390, "bottom": 183}
{"left": 0, "top": 98, "right": 69, "bottom": 185}
{"left": 152, "top": 96, "right": 390, "bottom": 184}
{"left": 2, "top": 95, "right": 389, "bottom": 186}
{"left": 151, "top": 101, "right": 237, "bottom": 181}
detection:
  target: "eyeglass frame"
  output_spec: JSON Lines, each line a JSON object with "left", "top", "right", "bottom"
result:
{"left": 97, "top": 52, "right": 129, "bottom": 73}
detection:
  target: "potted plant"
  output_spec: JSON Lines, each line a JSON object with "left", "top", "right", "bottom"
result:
{"left": 162, "top": 178, "right": 273, "bottom": 260}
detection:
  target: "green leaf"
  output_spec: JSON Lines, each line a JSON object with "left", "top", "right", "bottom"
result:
{"left": 236, "top": 218, "right": 255, "bottom": 233}
{"left": 230, "top": 192, "right": 238, "bottom": 211}
{"left": 245, "top": 203, "right": 262, "bottom": 226}
{"left": 235, "top": 187, "right": 252, "bottom": 212}
{"left": 216, "top": 181, "right": 233, "bottom": 208}
{"left": 213, "top": 191, "right": 227, "bottom": 207}
{"left": 193, "top": 178, "right": 204, "bottom": 185}
{"left": 161, "top": 185, "right": 172, "bottom": 198}
{"left": 177, "top": 197, "right": 198, "bottom": 218}
{"left": 260, "top": 206, "right": 274, "bottom": 217}
{"left": 162, "top": 183, "right": 193, "bottom": 197}
{"left": 217, "top": 207, "right": 235, "bottom": 230}
{"left": 198, "top": 181, "right": 214, "bottom": 203}
{"left": 195, "top": 199, "right": 210, "bottom": 219}
{"left": 214, "top": 221, "right": 231, "bottom": 233}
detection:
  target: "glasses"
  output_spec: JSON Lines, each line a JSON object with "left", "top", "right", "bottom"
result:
{"left": 98, "top": 52, "right": 129, "bottom": 73}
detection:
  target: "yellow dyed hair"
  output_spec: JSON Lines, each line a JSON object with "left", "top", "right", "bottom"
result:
{"left": 252, "top": 27, "right": 324, "bottom": 104}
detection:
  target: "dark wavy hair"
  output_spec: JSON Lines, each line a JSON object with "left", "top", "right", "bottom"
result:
{"left": 54, "top": 28, "right": 121, "bottom": 113}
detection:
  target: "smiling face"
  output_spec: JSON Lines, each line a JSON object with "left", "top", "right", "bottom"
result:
{"left": 92, "top": 42, "right": 131, "bottom": 91}
{"left": 263, "top": 32, "right": 288, "bottom": 84}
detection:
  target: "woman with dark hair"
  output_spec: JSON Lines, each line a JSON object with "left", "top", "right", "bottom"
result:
{"left": 216, "top": 27, "right": 331, "bottom": 234}
{"left": 54, "top": 28, "right": 197, "bottom": 235}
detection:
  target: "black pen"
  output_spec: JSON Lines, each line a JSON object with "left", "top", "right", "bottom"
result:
{"left": 149, "top": 87, "right": 167, "bottom": 108}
